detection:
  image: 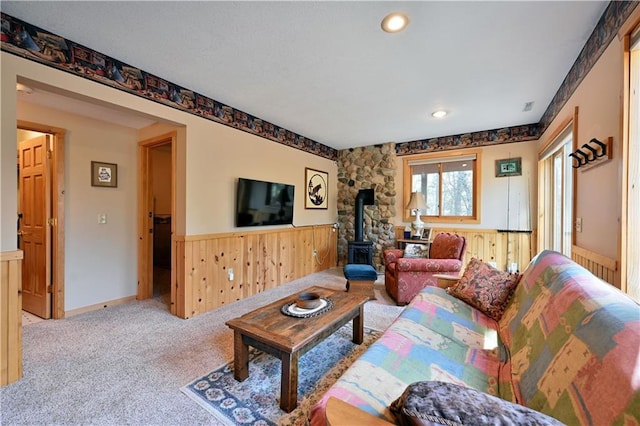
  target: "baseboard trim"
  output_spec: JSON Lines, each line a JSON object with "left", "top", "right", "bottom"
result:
{"left": 65, "top": 296, "right": 137, "bottom": 317}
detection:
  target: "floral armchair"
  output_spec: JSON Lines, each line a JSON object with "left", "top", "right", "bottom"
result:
{"left": 384, "top": 232, "right": 467, "bottom": 305}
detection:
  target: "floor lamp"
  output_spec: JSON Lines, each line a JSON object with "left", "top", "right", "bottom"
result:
{"left": 406, "top": 192, "right": 427, "bottom": 238}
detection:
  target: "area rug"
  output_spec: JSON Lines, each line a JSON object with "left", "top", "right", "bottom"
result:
{"left": 181, "top": 324, "right": 381, "bottom": 426}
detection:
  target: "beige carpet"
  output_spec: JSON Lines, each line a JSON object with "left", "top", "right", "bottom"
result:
{"left": 1, "top": 267, "right": 403, "bottom": 425}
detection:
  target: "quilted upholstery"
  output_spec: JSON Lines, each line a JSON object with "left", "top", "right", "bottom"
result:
{"left": 310, "top": 286, "right": 509, "bottom": 425}
{"left": 498, "top": 251, "right": 640, "bottom": 425}
{"left": 384, "top": 233, "right": 467, "bottom": 305}
{"left": 310, "top": 250, "right": 640, "bottom": 426}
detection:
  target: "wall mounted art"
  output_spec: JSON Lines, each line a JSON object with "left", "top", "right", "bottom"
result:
{"left": 495, "top": 157, "right": 522, "bottom": 178}
{"left": 305, "top": 168, "right": 328, "bottom": 209}
{"left": 91, "top": 161, "right": 117, "bottom": 188}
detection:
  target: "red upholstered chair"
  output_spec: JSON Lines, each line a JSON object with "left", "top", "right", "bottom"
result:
{"left": 384, "top": 233, "right": 467, "bottom": 305}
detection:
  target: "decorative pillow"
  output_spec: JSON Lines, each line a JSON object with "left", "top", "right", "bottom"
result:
{"left": 389, "top": 381, "right": 564, "bottom": 426}
{"left": 403, "top": 243, "right": 430, "bottom": 259}
{"left": 447, "top": 258, "right": 520, "bottom": 320}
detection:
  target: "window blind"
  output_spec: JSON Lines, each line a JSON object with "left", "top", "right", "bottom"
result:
{"left": 407, "top": 154, "right": 477, "bottom": 166}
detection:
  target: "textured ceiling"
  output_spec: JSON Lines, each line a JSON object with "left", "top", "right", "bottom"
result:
{"left": 3, "top": 1, "right": 608, "bottom": 149}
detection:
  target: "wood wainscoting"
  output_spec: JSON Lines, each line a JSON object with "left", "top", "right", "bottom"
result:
{"left": 1, "top": 250, "right": 23, "bottom": 386}
{"left": 394, "top": 227, "right": 536, "bottom": 273}
{"left": 571, "top": 245, "right": 618, "bottom": 287}
{"left": 174, "top": 225, "right": 337, "bottom": 319}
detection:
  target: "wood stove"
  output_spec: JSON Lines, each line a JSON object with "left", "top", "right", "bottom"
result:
{"left": 347, "top": 189, "right": 374, "bottom": 266}
{"left": 347, "top": 241, "right": 373, "bottom": 265}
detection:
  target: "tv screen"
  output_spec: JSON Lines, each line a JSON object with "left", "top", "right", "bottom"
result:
{"left": 236, "top": 178, "right": 295, "bottom": 227}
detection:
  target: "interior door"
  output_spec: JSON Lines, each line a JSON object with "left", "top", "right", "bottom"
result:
{"left": 19, "top": 135, "right": 52, "bottom": 319}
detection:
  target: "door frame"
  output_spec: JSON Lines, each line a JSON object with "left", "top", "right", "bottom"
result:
{"left": 17, "top": 120, "right": 66, "bottom": 319}
{"left": 137, "top": 132, "right": 176, "bottom": 314}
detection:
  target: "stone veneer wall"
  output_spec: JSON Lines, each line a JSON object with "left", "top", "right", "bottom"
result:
{"left": 337, "top": 143, "right": 397, "bottom": 271}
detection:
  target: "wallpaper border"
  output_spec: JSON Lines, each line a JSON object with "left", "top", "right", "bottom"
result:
{"left": 1, "top": 12, "right": 338, "bottom": 161}
{"left": 2, "top": 1, "right": 638, "bottom": 158}
{"left": 395, "top": 1, "right": 638, "bottom": 156}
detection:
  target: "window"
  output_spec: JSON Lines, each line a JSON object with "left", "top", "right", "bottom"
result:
{"left": 403, "top": 151, "right": 480, "bottom": 222}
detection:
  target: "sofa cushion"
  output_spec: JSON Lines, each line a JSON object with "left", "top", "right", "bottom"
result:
{"left": 447, "top": 258, "right": 520, "bottom": 320}
{"left": 404, "top": 243, "right": 430, "bottom": 258}
{"left": 389, "top": 381, "right": 563, "bottom": 426}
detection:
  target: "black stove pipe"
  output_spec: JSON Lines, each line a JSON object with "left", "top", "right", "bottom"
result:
{"left": 354, "top": 189, "right": 374, "bottom": 241}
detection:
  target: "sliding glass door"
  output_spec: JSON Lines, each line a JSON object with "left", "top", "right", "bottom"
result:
{"left": 623, "top": 28, "right": 639, "bottom": 299}
{"left": 539, "top": 128, "right": 573, "bottom": 256}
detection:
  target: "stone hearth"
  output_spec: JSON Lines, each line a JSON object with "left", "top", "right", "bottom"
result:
{"left": 337, "top": 143, "right": 396, "bottom": 271}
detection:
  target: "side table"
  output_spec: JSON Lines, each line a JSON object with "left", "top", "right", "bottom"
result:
{"left": 432, "top": 273, "right": 460, "bottom": 289}
{"left": 396, "top": 238, "right": 431, "bottom": 250}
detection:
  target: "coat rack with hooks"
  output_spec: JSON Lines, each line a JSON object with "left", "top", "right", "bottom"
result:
{"left": 568, "top": 136, "right": 612, "bottom": 171}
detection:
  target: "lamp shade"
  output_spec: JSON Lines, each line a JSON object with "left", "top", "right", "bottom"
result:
{"left": 406, "top": 192, "right": 427, "bottom": 213}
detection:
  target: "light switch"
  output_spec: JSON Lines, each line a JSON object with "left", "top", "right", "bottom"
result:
{"left": 576, "top": 217, "right": 582, "bottom": 233}
{"left": 98, "top": 213, "right": 107, "bottom": 224}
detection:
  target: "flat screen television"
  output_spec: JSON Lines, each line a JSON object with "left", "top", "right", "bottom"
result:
{"left": 236, "top": 178, "right": 295, "bottom": 227}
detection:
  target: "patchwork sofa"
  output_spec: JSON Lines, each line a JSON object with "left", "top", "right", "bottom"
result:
{"left": 310, "top": 250, "right": 640, "bottom": 425}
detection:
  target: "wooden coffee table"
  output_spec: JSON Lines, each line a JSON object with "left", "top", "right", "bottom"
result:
{"left": 225, "top": 286, "right": 368, "bottom": 412}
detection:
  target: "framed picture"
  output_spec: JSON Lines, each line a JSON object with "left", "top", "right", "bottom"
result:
{"left": 305, "top": 167, "right": 328, "bottom": 209}
{"left": 421, "top": 227, "right": 433, "bottom": 241}
{"left": 495, "top": 157, "right": 522, "bottom": 177}
{"left": 91, "top": 161, "right": 118, "bottom": 188}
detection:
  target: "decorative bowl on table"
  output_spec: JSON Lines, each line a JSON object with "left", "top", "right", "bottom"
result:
{"left": 295, "top": 292, "right": 321, "bottom": 310}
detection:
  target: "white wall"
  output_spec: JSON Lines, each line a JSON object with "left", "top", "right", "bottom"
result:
{"left": 538, "top": 35, "right": 624, "bottom": 259}
{"left": 1, "top": 52, "right": 337, "bottom": 312}
{"left": 182, "top": 120, "right": 337, "bottom": 234}
{"left": 1, "top": 63, "right": 18, "bottom": 251}
{"left": 18, "top": 102, "right": 138, "bottom": 311}
{"left": 394, "top": 140, "right": 539, "bottom": 231}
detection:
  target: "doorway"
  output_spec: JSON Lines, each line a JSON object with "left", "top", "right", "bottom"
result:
{"left": 16, "top": 121, "right": 66, "bottom": 319}
{"left": 138, "top": 133, "right": 175, "bottom": 312}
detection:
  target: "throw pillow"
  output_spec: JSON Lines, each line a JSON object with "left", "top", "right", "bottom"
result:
{"left": 389, "top": 381, "right": 564, "bottom": 426}
{"left": 447, "top": 258, "right": 520, "bottom": 321}
{"left": 403, "top": 243, "right": 429, "bottom": 259}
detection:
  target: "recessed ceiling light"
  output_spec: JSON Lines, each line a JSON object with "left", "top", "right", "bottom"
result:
{"left": 381, "top": 13, "right": 409, "bottom": 33}
{"left": 431, "top": 110, "right": 448, "bottom": 119}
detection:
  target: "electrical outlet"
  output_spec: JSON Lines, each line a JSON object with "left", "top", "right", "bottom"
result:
{"left": 576, "top": 217, "right": 583, "bottom": 233}
{"left": 312, "top": 249, "right": 318, "bottom": 257}
{"left": 228, "top": 268, "right": 234, "bottom": 281}
{"left": 98, "top": 213, "right": 107, "bottom": 224}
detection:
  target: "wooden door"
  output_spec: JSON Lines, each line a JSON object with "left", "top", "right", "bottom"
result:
{"left": 18, "top": 135, "right": 51, "bottom": 319}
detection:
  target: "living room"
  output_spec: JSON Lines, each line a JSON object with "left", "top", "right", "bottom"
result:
{"left": 1, "top": 2, "right": 639, "bottom": 422}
